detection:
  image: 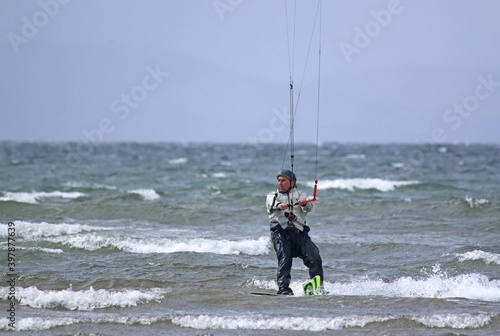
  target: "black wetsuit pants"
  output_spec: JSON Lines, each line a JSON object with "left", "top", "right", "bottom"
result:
{"left": 271, "top": 226, "right": 323, "bottom": 291}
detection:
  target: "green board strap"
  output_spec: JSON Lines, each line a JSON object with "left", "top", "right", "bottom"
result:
{"left": 303, "top": 275, "right": 322, "bottom": 295}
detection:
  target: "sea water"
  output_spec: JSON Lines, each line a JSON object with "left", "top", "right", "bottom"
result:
{"left": 0, "top": 142, "right": 499, "bottom": 335}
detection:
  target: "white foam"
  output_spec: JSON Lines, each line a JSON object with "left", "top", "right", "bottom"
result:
{"left": 0, "top": 312, "right": 494, "bottom": 331}
{"left": 345, "top": 154, "right": 366, "bottom": 159}
{"left": 457, "top": 250, "right": 500, "bottom": 265}
{"left": 244, "top": 278, "right": 277, "bottom": 290}
{"left": 463, "top": 196, "right": 489, "bottom": 208}
{"left": 248, "top": 273, "right": 500, "bottom": 302}
{"left": 412, "top": 313, "right": 493, "bottom": 329}
{"left": 168, "top": 157, "right": 188, "bottom": 164}
{"left": 0, "top": 191, "right": 85, "bottom": 204}
{"left": 211, "top": 172, "right": 227, "bottom": 178}
{"left": 0, "top": 317, "right": 78, "bottom": 331}
{"left": 46, "top": 234, "right": 271, "bottom": 255}
{"left": 0, "top": 221, "right": 111, "bottom": 239}
{"left": 308, "top": 178, "right": 419, "bottom": 192}
{"left": 127, "top": 189, "right": 160, "bottom": 201}
{"left": 171, "top": 314, "right": 391, "bottom": 331}
{"left": 0, "top": 315, "right": 166, "bottom": 331}
{"left": 324, "top": 273, "right": 500, "bottom": 302}
{"left": 63, "top": 181, "right": 117, "bottom": 190}
{"left": 0, "top": 286, "right": 168, "bottom": 311}
{"left": 22, "top": 247, "right": 64, "bottom": 254}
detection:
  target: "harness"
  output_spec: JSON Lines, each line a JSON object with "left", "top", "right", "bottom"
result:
{"left": 269, "top": 189, "right": 297, "bottom": 227}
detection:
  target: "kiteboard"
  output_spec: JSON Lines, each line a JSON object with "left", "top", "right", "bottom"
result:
{"left": 249, "top": 292, "right": 281, "bottom": 296}
{"left": 250, "top": 276, "right": 322, "bottom": 296}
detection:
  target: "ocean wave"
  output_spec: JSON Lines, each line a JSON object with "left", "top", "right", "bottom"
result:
{"left": 457, "top": 250, "right": 500, "bottom": 265}
{"left": 168, "top": 157, "right": 188, "bottom": 164}
{"left": 438, "top": 146, "right": 448, "bottom": 153}
{"left": 0, "top": 286, "right": 168, "bottom": 311}
{"left": 63, "top": 181, "right": 117, "bottom": 190}
{"left": 247, "top": 273, "right": 500, "bottom": 302}
{"left": 0, "top": 312, "right": 494, "bottom": 332}
{"left": 345, "top": 154, "right": 366, "bottom": 160}
{"left": 462, "top": 196, "right": 490, "bottom": 208}
{"left": 411, "top": 313, "right": 493, "bottom": 329}
{"left": 0, "top": 313, "right": 388, "bottom": 332}
{"left": 171, "top": 314, "right": 392, "bottom": 331}
{"left": 46, "top": 234, "right": 271, "bottom": 255}
{"left": 21, "top": 247, "right": 64, "bottom": 254}
{"left": 307, "top": 178, "right": 419, "bottom": 192}
{"left": 0, "top": 191, "right": 85, "bottom": 204}
{"left": 0, "top": 317, "right": 79, "bottom": 331}
{"left": 126, "top": 189, "right": 160, "bottom": 201}
{"left": 0, "top": 315, "right": 167, "bottom": 331}
{"left": 0, "top": 220, "right": 111, "bottom": 239}
{"left": 324, "top": 273, "right": 500, "bottom": 302}
{"left": 170, "top": 313, "right": 494, "bottom": 331}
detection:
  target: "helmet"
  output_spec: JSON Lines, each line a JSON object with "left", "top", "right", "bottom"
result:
{"left": 276, "top": 169, "right": 297, "bottom": 184}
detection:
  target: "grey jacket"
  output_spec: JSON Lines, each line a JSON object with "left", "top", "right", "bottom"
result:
{"left": 266, "top": 188, "right": 313, "bottom": 231}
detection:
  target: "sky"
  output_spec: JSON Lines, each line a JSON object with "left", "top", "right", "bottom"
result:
{"left": 1, "top": 0, "right": 499, "bottom": 144}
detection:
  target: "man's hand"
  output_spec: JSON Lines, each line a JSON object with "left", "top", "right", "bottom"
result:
{"left": 297, "top": 198, "right": 308, "bottom": 206}
{"left": 278, "top": 203, "right": 288, "bottom": 210}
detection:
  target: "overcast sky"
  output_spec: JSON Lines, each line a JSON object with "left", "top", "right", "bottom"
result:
{"left": 1, "top": 0, "right": 499, "bottom": 144}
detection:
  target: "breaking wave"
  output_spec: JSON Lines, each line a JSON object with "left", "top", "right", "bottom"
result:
{"left": 63, "top": 181, "right": 117, "bottom": 190}
{"left": 0, "top": 191, "right": 85, "bottom": 204}
{"left": 411, "top": 313, "right": 493, "bottom": 329}
{"left": 126, "top": 188, "right": 160, "bottom": 201}
{"left": 0, "top": 312, "right": 493, "bottom": 332}
{"left": 0, "top": 220, "right": 111, "bottom": 239}
{"left": 246, "top": 272, "right": 500, "bottom": 302}
{"left": 171, "top": 314, "right": 391, "bottom": 331}
{"left": 0, "top": 286, "right": 168, "bottom": 311}
{"left": 46, "top": 234, "right": 271, "bottom": 255}
{"left": 457, "top": 250, "right": 500, "bottom": 265}
{"left": 308, "top": 178, "right": 419, "bottom": 192}
{"left": 168, "top": 157, "right": 188, "bottom": 164}
{"left": 462, "top": 196, "right": 490, "bottom": 208}
{"left": 323, "top": 273, "right": 500, "bottom": 302}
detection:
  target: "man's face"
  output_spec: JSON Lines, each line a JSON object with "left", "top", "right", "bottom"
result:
{"left": 277, "top": 176, "right": 292, "bottom": 192}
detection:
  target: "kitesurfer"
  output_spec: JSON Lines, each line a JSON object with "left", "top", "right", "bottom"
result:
{"left": 266, "top": 169, "right": 324, "bottom": 295}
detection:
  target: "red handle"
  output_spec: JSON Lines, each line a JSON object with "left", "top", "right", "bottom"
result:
{"left": 305, "top": 179, "right": 318, "bottom": 203}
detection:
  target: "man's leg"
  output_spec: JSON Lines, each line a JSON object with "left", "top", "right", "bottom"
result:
{"left": 271, "top": 230, "right": 294, "bottom": 294}
{"left": 299, "top": 233, "right": 324, "bottom": 284}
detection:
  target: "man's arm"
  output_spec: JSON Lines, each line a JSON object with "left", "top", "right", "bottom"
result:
{"left": 297, "top": 191, "right": 313, "bottom": 213}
